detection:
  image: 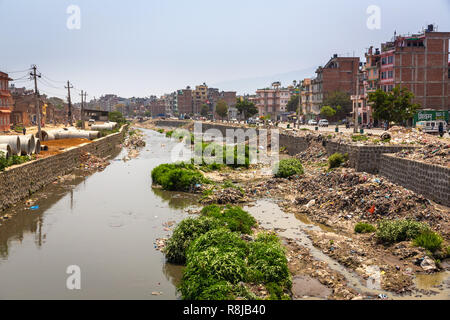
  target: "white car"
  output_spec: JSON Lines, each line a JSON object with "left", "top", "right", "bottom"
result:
{"left": 308, "top": 120, "right": 318, "bottom": 126}
{"left": 318, "top": 119, "right": 329, "bottom": 127}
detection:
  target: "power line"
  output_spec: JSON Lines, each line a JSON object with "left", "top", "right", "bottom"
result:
{"left": 38, "top": 77, "right": 66, "bottom": 91}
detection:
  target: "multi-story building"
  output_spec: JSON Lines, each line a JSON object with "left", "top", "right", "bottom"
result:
{"left": 177, "top": 87, "right": 193, "bottom": 116}
{"left": 0, "top": 72, "right": 13, "bottom": 131}
{"left": 255, "top": 82, "right": 292, "bottom": 119}
{"left": 149, "top": 99, "right": 166, "bottom": 117}
{"left": 310, "top": 54, "right": 360, "bottom": 115}
{"left": 377, "top": 25, "right": 449, "bottom": 111}
{"left": 359, "top": 46, "right": 382, "bottom": 125}
{"left": 300, "top": 78, "right": 314, "bottom": 117}
{"left": 193, "top": 83, "right": 208, "bottom": 115}
{"left": 220, "top": 91, "right": 237, "bottom": 119}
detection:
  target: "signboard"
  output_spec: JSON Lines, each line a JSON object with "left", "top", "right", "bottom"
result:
{"left": 414, "top": 110, "right": 449, "bottom": 125}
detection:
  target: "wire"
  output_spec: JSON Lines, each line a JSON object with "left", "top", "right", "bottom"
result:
{"left": 3, "top": 68, "right": 32, "bottom": 74}
{"left": 38, "top": 77, "right": 66, "bottom": 91}
{"left": 40, "top": 73, "right": 67, "bottom": 84}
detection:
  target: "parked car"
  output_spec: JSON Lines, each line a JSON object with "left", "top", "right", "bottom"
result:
{"left": 318, "top": 119, "right": 329, "bottom": 127}
{"left": 88, "top": 119, "right": 96, "bottom": 126}
{"left": 308, "top": 120, "right": 318, "bottom": 126}
{"left": 416, "top": 120, "right": 448, "bottom": 135}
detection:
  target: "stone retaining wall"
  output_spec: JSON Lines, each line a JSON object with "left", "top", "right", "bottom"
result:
{"left": 380, "top": 154, "right": 450, "bottom": 207}
{"left": 0, "top": 126, "right": 127, "bottom": 212}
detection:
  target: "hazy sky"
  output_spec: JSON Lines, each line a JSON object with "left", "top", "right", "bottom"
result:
{"left": 1, "top": 0, "right": 449, "bottom": 102}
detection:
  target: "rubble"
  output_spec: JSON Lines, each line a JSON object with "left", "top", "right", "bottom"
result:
{"left": 395, "top": 143, "right": 450, "bottom": 167}
{"left": 122, "top": 129, "right": 146, "bottom": 161}
{"left": 79, "top": 152, "right": 109, "bottom": 173}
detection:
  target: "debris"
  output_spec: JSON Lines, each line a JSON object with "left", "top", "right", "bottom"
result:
{"left": 420, "top": 256, "right": 437, "bottom": 272}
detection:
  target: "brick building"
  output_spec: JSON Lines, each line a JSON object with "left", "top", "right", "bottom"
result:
{"left": 177, "top": 87, "right": 193, "bottom": 116}
{"left": 0, "top": 72, "right": 13, "bottom": 131}
{"left": 378, "top": 26, "right": 449, "bottom": 111}
{"left": 255, "top": 82, "right": 292, "bottom": 119}
{"left": 310, "top": 55, "right": 360, "bottom": 115}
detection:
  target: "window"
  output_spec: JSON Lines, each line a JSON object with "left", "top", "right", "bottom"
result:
{"left": 388, "top": 71, "right": 393, "bottom": 78}
{"left": 388, "top": 56, "right": 394, "bottom": 64}
{"left": 382, "top": 57, "right": 387, "bottom": 65}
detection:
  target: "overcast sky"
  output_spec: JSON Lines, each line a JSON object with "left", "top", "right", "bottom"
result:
{"left": 1, "top": 0, "right": 449, "bottom": 102}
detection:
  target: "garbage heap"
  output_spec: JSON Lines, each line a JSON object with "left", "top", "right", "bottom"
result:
{"left": 248, "top": 168, "right": 449, "bottom": 235}
{"left": 79, "top": 152, "right": 109, "bottom": 173}
{"left": 394, "top": 142, "right": 450, "bottom": 168}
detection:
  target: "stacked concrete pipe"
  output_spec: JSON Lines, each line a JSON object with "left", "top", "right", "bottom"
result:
{"left": 0, "top": 136, "right": 21, "bottom": 155}
{"left": 34, "top": 138, "right": 41, "bottom": 154}
{"left": 18, "top": 135, "right": 36, "bottom": 155}
{"left": 91, "top": 122, "right": 117, "bottom": 131}
{"left": 0, "top": 144, "right": 12, "bottom": 158}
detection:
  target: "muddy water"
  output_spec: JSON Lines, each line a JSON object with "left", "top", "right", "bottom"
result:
{"left": 245, "top": 200, "right": 450, "bottom": 300}
{"left": 0, "top": 129, "right": 197, "bottom": 300}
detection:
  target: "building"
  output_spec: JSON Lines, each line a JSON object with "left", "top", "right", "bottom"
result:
{"left": 219, "top": 91, "right": 237, "bottom": 119}
{"left": 255, "top": 82, "right": 292, "bottom": 119}
{"left": 0, "top": 72, "right": 13, "bottom": 131}
{"left": 149, "top": 99, "right": 166, "bottom": 117}
{"left": 193, "top": 83, "right": 208, "bottom": 115}
{"left": 300, "top": 78, "right": 314, "bottom": 117}
{"left": 310, "top": 55, "right": 360, "bottom": 115}
{"left": 377, "top": 25, "right": 449, "bottom": 111}
{"left": 177, "top": 87, "right": 193, "bottom": 116}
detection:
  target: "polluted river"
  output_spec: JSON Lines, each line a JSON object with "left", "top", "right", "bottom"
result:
{"left": 0, "top": 128, "right": 448, "bottom": 300}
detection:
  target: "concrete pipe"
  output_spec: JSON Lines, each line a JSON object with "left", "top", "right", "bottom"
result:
{"left": 34, "top": 138, "right": 41, "bottom": 154}
{"left": 18, "top": 136, "right": 32, "bottom": 156}
{"left": 26, "top": 135, "right": 36, "bottom": 153}
{"left": 39, "top": 130, "right": 57, "bottom": 141}
{"left": 89, "top": 131, "right": 100, "bottom": 139}
{"left": 0, "top": 144, "right": 12, "bottom": 158}
{"left": 0, "top": 136, "right": 21, "bottom": 155}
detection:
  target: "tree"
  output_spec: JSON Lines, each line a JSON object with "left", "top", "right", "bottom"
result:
{"left": 368, "top": 86, "right": 420, "bottom": 127}
{"left": 109, "top": 111, "right": 126, "bottom": 125}
{"left": 235, "top": 98, "right": 258, "bottom": 121}
{"left": 215, "top": 100, "right": 228, "bottom": 121}
{"left": 287, "top": 95, "right": 300, "bottom": 113}
{"left": 200, "top": 104, "right": 210, "bottom": 117}
{"left": 322, "top": 91, "right": 352, "bottom": 119}
{"left": 320, "top": 106, "right": 336, "bottom": 119}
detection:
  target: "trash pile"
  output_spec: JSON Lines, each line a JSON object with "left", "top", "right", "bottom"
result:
{"left": 79, "top": 152, "right": 109, "bottom": 173}
{"left": 395, "top": 143, "right": 450, "bottom": 167}
{"left": 247, "top": 168, "right": 449, "bottom": 233}
{"left": 201, "top": 187, "right": 247, "bottom": 205}
{"left": 295, "top": 139, "right": 328, "bottom": 163}
{"left": 123, "top": 129, "right": 146, "bottom": 160}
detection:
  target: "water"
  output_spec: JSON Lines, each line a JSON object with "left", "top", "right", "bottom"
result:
{"left": 0, "top": 129, "right": 197, "bottom": 300}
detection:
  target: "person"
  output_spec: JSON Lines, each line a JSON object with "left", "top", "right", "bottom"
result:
{"left": 438, "top": 122, "right": 444, "bottom": 138}
{"left": 22, "top": 127, "right": 26, "bottom": 135}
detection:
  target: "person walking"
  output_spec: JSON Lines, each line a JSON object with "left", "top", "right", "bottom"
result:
{"left": 22, "top": 127, "right": 26, "bottom": 135}
{"left": 438, "top": 122, "right": 444, "bottom": 138}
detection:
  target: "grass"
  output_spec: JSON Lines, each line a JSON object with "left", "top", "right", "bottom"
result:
{"left": 355, "top": 222, "right": 376, "bottom": 234}
{"left": 376, "top": 220, "right": 430, "bottom": 244}
{"left": 413, "top": 231, "right": 443, "bottom": 252}
{"left": 0, "top": 153, "right": 32, "bottom": 171}
{"left": 328, "top": 153, "right": 348, "bottom": 169}
{"left": 151, "top": 162, "right": 209, "bottom": 192}
{"left": 273, "top": 159, "right": 304, "bottom": 178}
{"left": 201, "top": 205, "right": 256, "bottom": 234}
{"left": 164, "top": 205, "right": 291, "bottom": 301}
{"left": 352, "top": 135, "right": 369, "bottom": 142}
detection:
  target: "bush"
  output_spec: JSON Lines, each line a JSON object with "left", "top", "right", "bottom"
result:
{"left": 0, "top": 154, "right": 31, "bottom": 171}
{"left": 355, "top": 222, "right": 376, "bottom": 234}
{"left": 108, "top": 111, "right": 126, "bottom": 125}
{"left": 201, "top": 205, "right": 257, "bottom": 234}
{"left": 164, "top": 217, "right": 223, "bottom": 264}
{"left": 413, "top": 231, "right": 443, "bottom": 252}
{"left": 328, "top": 153, "right": 347, "bottom": 169}
{"left": 274, "top": 159, "right": 304, "bottom": 178}
{"left": 247, "top": 234, "right": 290, "bottom": 286}
{"left": 76, "top": 120, "right": 83, "bottom": 128}
{"left": 376, "top": 220, "right": 430, "bottom": 244}
{"left": 165, "top": 130, "right": 174, "bottom": 138}
{"left": 186, "top": 228, "right": 248, "bottom": 260}
{"left": 151, "top": 163, "right": 208, "bottom": 192}
{"left": 352, "top": 135, "right": 369, "bottom": 142}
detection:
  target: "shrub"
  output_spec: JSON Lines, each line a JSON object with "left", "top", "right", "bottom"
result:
{"left": 165, "top": 130, "right": 174, "bottom": 138}
{"left": 164, "top": 217, "right": 222, "bottom": 264}
{"left": 186, "top": 228, "right": 248, "bottom": 260}
{"left": 201, "top": 205, "right": 257, "bottom": 234}
{"left": 247, "top": 235, "right": 290, "bottom": 286}
{"left": 355, "top": 222, "right": 376, "bottom": 234}
{"left": 352, "top": 135, "right": 369, "bottom": 142}
{"left": 376, "top": 220, "right": 430, "bottom": 244}
{"left": 328, "top": 153, "right": 347, "bottom": 169}
{"left": 76, "top": 120, "right": 83, "bottom": 128}
{"left": 274, "top": 159, "right": 304, "bottom": 178}
{"left": 0, "top": 154, "right": 31, "bottom": 171}
{"left": 151, "top": 163, "right": 208, "bottom": 192}
{"left": 413, "top": 231, "right": 443, "bottom": 252}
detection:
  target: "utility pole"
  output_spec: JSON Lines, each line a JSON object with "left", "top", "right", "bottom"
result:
{"left": 80, "top": 90, "right": 86, "bottom": 129}
{"left": 65, "top": 81, "right": 74, "bottom": 126}
{"left": 30, "top": 65, "right": 42, "bottom": 141}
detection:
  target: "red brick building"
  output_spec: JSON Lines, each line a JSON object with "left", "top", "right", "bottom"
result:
{"left": 310, "top": 55, "right": 360, "bottom": 114}
{"left": 177, "top": 88, "right": 193, "bottom": 116}
{"left": 0, "top": 72, "right": 13, "bottom": 131}
{"left": 378, "top": 26, "right": 450, "bottom": 111}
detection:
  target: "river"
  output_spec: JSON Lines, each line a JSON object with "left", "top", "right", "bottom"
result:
{"left": 0, "top": 129, "right": 197, "bottom": 300}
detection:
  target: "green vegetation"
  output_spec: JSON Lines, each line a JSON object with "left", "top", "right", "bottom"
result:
{"left": 164, "top": 205, "right": 291, "bottom": 300}
{"left": 108, "top": 111, "right": 127, "bottom": 126}
{"left": 413, "top": 231, "right": 443, "bottom": 252}
{"left": 274, "top": 159, "right": 304, "bottom": 178}
{"left": 164, "top": 217, "right": 223, "bottom": 264}
{"left": 201, "top": 205, "right": 256, "bottom": 234}
{"left": 351, "top": 135, "right": 369, "bottom": 143}
{"left": 320, "top": 105, "right": 337, "bottom": 119}
{"left": 165, "top": 130, "right": 174, "bottom": 138}
{"left": 151, "top": 162, "right": 209, "bottom": 192}
{"left": 98, "top": 127, "right": 120, "bottom": 137}
{"left": 195, "top": 142, "right": 252, "bottom": 169}
{"left": 355, "top": 222, "right": 376, "bottom": 234}
{"left": 328, "top": 153, "right": 348, "bottom": 169}
{"left": 76, "top": 120, "right": 83, "bottom": 128}
{"left": 368, "top": 86, "right": 420, "bottom": 128}
{"left": 157, "top": 129, "right": 165, "bottom": 134}
{"left": 215, "top": 99, "right": 229, "bottom": 121}
{"left": 236, "top": 98, "right": 259, "bottom": 120}
{"left": 376, "top": 220, "right": 430, "bottom": 244}
{"left": 0, "top": 153, "right": 32, "bottom": 171}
